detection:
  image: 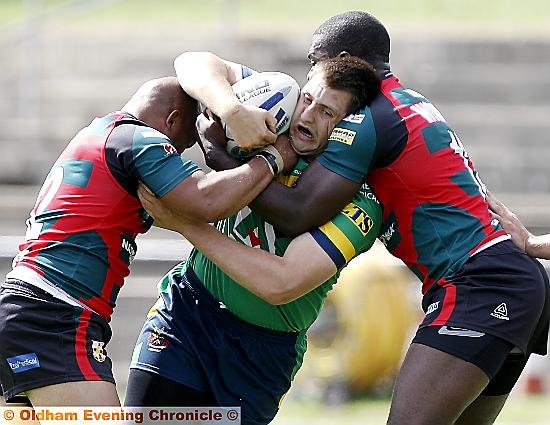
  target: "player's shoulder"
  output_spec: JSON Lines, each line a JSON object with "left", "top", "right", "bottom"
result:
{"left": 133, "top": 126, "right": 170, "bottom": 142}
{"left": 129, "top": 127, "right": 179, "bottom": 162}
{"left": 108, "top": 120, "right": 176, "bottom": 160}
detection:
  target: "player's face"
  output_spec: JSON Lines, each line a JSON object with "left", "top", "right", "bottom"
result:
{"left": 288, "top": 72, "right": 352, "bottom": 157}
{"left": 169, "top": 106, "right": 199, "bottom": 153}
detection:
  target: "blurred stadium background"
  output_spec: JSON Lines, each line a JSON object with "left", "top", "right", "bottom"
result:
{"left": 1, "top": 1, "right": 550, "bottom": 423}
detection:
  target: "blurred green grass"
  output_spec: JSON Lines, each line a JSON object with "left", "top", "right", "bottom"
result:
{"left": 272, "top": 395, "right": 550, "bottom": 424}
{"left": 1, "top": 0, "right": 550, "bottom": 34}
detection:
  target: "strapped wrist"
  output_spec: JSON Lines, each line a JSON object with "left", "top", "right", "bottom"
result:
{"left": 256, "top": 145, "right": 284, "bottom": 175}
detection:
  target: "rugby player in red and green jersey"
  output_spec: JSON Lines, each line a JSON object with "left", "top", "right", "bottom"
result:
{"left": 0, "top": 77, "right": 295, "bottom": 408}
{"left": 173, "top": 12, "right": 550, "bottom": 425}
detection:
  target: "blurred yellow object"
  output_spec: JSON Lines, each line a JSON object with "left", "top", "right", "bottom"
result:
{"left": 301, "top": 244, "right": 418, "bottom": 396}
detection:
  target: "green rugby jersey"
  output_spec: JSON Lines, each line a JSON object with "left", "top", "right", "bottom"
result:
{"left": 180, "top": 158, "right": 382, "bottom": 332}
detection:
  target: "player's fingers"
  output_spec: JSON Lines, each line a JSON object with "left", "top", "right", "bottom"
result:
{"left": 264, "top": 113, "right": 278, "bottom": 136}
{"left": 137, "top": 184, "right": 154, "bottom": 205}
{"left": 196, "top": 113, "right": 213, "bottom": 134}
{"left": 140, "top": 183, "right": 155, "bottom": 196}
{"left": 489, "top": 211, "right": 502, "bottom": 221}
{"left": 137, "top": 184, "right": 156, "bottom": 215}
{"left": 486, "top": 191, "right": 507, "bottom": 214}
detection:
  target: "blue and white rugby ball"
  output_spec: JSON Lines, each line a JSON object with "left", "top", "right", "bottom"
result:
{"left": 224, "top": 71, "right": 300, "bottom": 158}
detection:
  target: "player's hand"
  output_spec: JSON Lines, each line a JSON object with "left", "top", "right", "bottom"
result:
{"left": 222, "top": 104, "right": 277, "bottom": 149}
{"left": 138, "top": 183, "right": 183, "bottom": 232}
{"left": 272, "top": 134, "right": 298, "bottom": 173}
{"left": 487, "top": 191, "right": 530, "bottom": 253}
{"left": 196, "top": 109, "right": 226, "bottom": 152}
{"left": 196, "top": 111, "right": 241, "bottom": 171}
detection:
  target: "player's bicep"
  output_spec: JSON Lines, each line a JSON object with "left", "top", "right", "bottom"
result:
{"left": 157, "top": 169, "right": 215, "bottom": 220}
{"left": 296, "top": 162, "right": 363, "bottom": 226}
{"left": 310, "top": 192, "right": 381, "bottom": 269}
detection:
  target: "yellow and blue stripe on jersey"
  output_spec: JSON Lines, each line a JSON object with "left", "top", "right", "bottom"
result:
{"left": 310, "top": 185, "right": 381, "bottom": 270}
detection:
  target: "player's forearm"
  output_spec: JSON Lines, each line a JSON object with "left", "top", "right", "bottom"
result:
{"left": 250, "top": 183, "right": 314, "bottom": 236}
{"left": 180, "top": 223, "right": 335, "bottom": 305}
{"left": 203, "top": 144, "right": 242, "bottom": 171}
{"left": 174, "top": 52, "right": 241, "bottom": 123}
{"left": 192, "top": 156, "right": 276, "bottom": 222}
{"left": 160, "top": 156, "right": 274, "bottom": 223}
{"left": 183, "top": 222, "right": 294, "bottom": 304}
{"left": 526, "top": 234, "right": 550, "bottom": 260}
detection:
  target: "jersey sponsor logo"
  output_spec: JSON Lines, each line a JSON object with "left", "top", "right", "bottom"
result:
{"left": 378, "top": 212, "right": 401, "bottom": 253}
{"left": 379, "top": 222, "right": 396, "bottom": 247}
{"left": 358, "top": 185, "right": 380, "bottom": 204}
{"left": 162, "top": 143, "right": 177, "bottom": 156}
{"left": 328, "top": 128, "right": 356, "bottom": 145}
{"left": 342, "top": 204, "right": 374, "bottom": 236}
{"left": 490, "top": 303, "right": 509, "bottom": 320}
{"left": 7, "top": 353, "right": 41, "bottom": 373}
{"left": 92, "top": 340, "right": 106, "bottom": 363}
{"left": 438, "top": 326, "right": 485, "bottom": 338}
{"left": 342, "top": 113, "right": 365, "bottom": 124}
{"left": 426, "top": 301, "right": 440, "bottom": 315}
{"left": 120, "top": 234, "right": 137, "bottom": 264}
{"left": 147, "top": 326, "right": 170, "bottom": 353}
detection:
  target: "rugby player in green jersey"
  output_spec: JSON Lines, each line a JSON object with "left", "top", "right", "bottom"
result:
{"left": 125, "top": 56, "right": 382, "bottom": 425}
{"left": 171, "top": 13, "right": 550, "bottom": 425}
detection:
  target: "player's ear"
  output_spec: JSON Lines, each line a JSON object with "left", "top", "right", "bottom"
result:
{"left": 165, "top": 109, "right": 181, "bottom": 131}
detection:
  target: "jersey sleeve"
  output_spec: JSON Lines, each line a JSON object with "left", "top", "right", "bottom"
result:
{"left": 317, "top": 108, "right": 378, "bottom": 183}
{"left": 309, "top": 184, "right": 382, "bottom": 270}
{"left": 114, "top": 126, "right": 200, "bottom": 197}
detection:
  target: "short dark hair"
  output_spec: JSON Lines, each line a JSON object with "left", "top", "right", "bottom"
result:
{"left": 313, "top": 11, "right": 390, "bottom": 64}
{"left": 310, "top": 56, "right": 380, "bottom": 114}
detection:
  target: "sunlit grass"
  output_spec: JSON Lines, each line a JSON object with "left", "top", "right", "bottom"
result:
{"left": 271, "top": 394, "right": 550, "bottom": 424}
{"left": 1, "top": 0, "right": 549, "bottom": 35}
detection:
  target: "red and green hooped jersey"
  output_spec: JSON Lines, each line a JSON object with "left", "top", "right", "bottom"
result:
{"left": 10, "top": 112, "right": 200, "bottom": 319}
{"left": 318, "top": 72, "right": 507, "bottom": 294}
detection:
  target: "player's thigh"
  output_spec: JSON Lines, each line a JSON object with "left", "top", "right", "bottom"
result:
{"left": 388, "top": 342, "right": 490, "bottom": 425}
{"left": 456, "top": 348, "right": 530, "bottom": 424}
{"left": 454, "top": 394, "right": 509, "bottom": 425}
{"left": 124, "top": 368, "right": 214, "bottom": 407}
{"left": 26, "top": 381, "right": 120, "bottom": 406}
{"left": 1, "top": 394, "right": 39, "bottom": 425}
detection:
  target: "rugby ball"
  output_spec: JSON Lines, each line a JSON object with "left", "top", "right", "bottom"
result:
{"left": 224, "top": 71, "right": 300, "bottom": 158}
